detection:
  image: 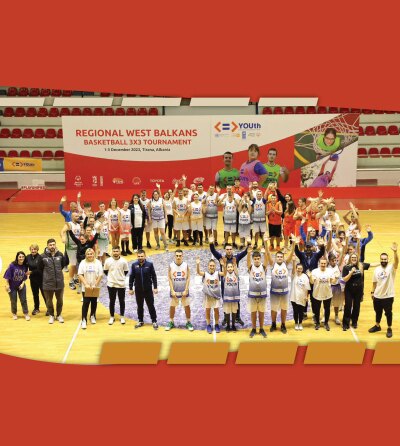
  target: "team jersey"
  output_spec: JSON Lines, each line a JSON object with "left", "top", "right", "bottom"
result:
{"left": 239, "top": 160, "right": 267, "bottom": 188}
{"left": 262, "top": 163, "right": 281, "bottom": 187}
{"left": 238, "top": 211, "right": 251, "bottom": 225}
{"left": 190, "top": 201, "right": 203, "bottom": 220}
{"left": 248, "top": 264, "right": 267, "bottom": 298}
{"left": 223, "top": 198, "right": 237, "bottom": 224}
{"left": 311, "top": 268, "right": 334, "bottom": 300}
{"left": 215, "top": 168, "right": 240, "bottom": 188}
{"left": 203, "top": 271, "right": 221, "bottom": 299}
{"left": 205, "top": 193, "right": 219, "bottom": 219}
{"left": 290, "top": 273, "right": 311, "bottom": 305}
{"left": 270, "top": 262, "right": 289, "bottom": 295}
{"left": 252, "top": 198, "right": 267, "bottom": 222}
{"left": 197, "top": 191, "right": 207, "bottom": 202}
{"left": 174, "top": 197, "right": 189, "bottom": 222}
{"left": 223, "top": 271, "right": 240, "bottom": 302}
{"left": 169, "top": 261, "right": 189, "bottom": 297}
{"left": 150, "top": 198, "right": 165, "bottom": 221}
{"left": 98, "top": 221, "right": 109, "bottom": 240}
{"left": 164, "top": 199, "right": 173, "bottom": 216}
{"left": 108, "top": 209, "right": 120, "bottom": 228}
{"left": 140, "top": 198, "right": 150, "bottom": 217}
{"left": 66, "top": 221, "right": 81, "bottom": 250}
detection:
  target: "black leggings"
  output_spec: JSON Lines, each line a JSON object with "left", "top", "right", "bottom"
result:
{"left": 343, "top": 286, "right": 363, "bottom": 327}
{"left": 166, "top": 215, "right": 174, "bottom": 239}
{"left": 107, "top": 286, "right": 125, "bottom": 317}
{"left": 82, "top": 292, "right": 97, "bottom": 321}
{"left": 373, "top": 297, "right": 394, "bottom": 326}
{"left": 311, "top": 297, "right": 332, "bottom": 324}
{"left": 30, "top": 278, "right": 46, "bottom": 310}
{"left": 291, "top": 302, "right": 305, "bottom": 324}
{"left": 131, "top": 227, "right": 144, "bottom": 250}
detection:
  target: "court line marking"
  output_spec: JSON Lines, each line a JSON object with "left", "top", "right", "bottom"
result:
{"left": 62, "top": 321, "right": 82, "bottom": 364}
{"left": 350, "top": 326, "right": 360, "bottom": 342}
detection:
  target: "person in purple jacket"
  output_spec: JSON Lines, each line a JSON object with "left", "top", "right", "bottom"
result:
{"left": 3, "top": 251, "right": 30, "bottom": 320}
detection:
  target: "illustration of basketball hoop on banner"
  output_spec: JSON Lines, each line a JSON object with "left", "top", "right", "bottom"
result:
{"left": 294, "top": 113, "right": 360, "bottom": 168}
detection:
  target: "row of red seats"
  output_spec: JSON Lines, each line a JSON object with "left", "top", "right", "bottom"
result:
{"left": 262, "top": 106, "right": 399, "bottom": 114}
{"left": 0, "top": 128, "right": 63, "bottom": 138}
{"left": 0, "top": 149, "right": 64, "bottom": 158}
{"left": 7, "top": 88, "right": 72, "bottom": 97}
{"left": 358, "top": 147, "right": 400, "bottom": 157}
{"left": 359, "top": 125, "right": 400, "bottom": 136}
{"left": 1, "top": 107, "right": 158, "bottom": 117}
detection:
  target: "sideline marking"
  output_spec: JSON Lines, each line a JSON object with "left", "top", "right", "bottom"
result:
{"left": 62, "top": 321, "right": 82, "bottom": 364}
{"left": 350, "top": 326, "right": 360, "bottom": 342}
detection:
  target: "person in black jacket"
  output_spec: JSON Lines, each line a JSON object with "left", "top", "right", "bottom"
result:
{"left": 27, "top": 243, "right": 47, "bottom": 315}
{"left": 129, "top": 194, "right": 146, "bottom": 251}
{"left": 128, "top": 250, "right": 158, "bottom": 329}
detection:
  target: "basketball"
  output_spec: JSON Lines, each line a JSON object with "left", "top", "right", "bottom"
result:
{"left": 330, "top": 153, "right": 339, "bottom": 161}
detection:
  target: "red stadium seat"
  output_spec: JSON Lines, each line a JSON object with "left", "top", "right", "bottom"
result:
{"left": 15, "top": 107, "right": 26, "bottom": 117}
{"left": 45, "top": 128, "right": 57, "bottom": 138}
{"left": 29, "top": 88, "right": 40, "bottom": 97}
{"left": 295, "top": 106, "right": 305, "bottom": 114}
{"left": 54, "top": 150, "right": 64, "bottom": 158}
{"left": 49, "top": 107, "right": 60, "bottom": 117}
{"left": 376, "top": 125, "right": 387, "bottom": 136}
{"left": 57, "top": 129, "right": 63, "bottom": 138}
{"left": 37, "top": 107, "right": 49, "bottom": 117}
{"left": 34, "top": 128, "right": 45, "bottom": 139}
{"left": 22, "top": 128, "right": 34, "bottom": 138}
{"left": 329, "top": 107, "right": 339, "bottom": 113}
{"left": 284, "top": 106, "right": 294, "bottom": 114}
{"left": 380, "top": 147, "right": 391, "bottom": 158}
{"left": 100, "top": 92, "right": 111, "bottom": 97}
{"left": 306, "top": 106, "right": 316, "bottom": 114}
{"left": 26, "top": 107, "right": 37, "bottom": 117}
{"left": 357, "top": 148, "right": 368, "bottom": 158}
{"left": 62, "top": 90, "right": 72, "bottom": 97}
{"left": 82, "top": 108, "right": 92, "bottom": 116}
{"left": 71, "top": 108, "right": 82, "bottom": 116}
{"left": 365, "top": 126, "right": 376, "bottom": 136}
{"left": 60, "top": 108, "right": 71, "bottom": 116}
{"left": 18, "top": 87, "right": 29, "bottom": 96}
{"left": 31, "top": 150, "right": 42, "bottom": 158}
{"left": 3, "top": 107, "right": 14, "bottom": 117}
{"left": 358, "top": 126, "right": 364, "bottom": 136}
{"left": 11, "top": 128, "right": 22, "bottom": 138}
{"left": 262, "top": 107, "right": 272, "bottom": 114}
{"left": 149, "top": 107, "right": 159, "bottom": 116}
{"left": 339, "top": 108, "right": 350, "bottom": 113}
{"left": 273, "top": 107, "right": 283, "bottom": 114}
{"left": 104, "top": 107, "right": 115, "bottom": 116}
{"left": 7, "top": 87, "right": 17, "bottom": 96}
{"left": 0, "top": 128, "right": 11, "bottom": 138}
{"left": 40, "top": 89, "right": 51, "bottom": 96}
{"left": 113, "top": 93, "right": 123, "bottom": 97}
{"left": 0, "top": 150, "right": 7, "bottom": 157}
{"left": 126, "top": 108, "right": 136, "bottom": 116}
{"left": 20, "top": 150, "right": 31, "bottom": 158}
{"left": 51, "top": 89, "right": 62, "bottom": 97}
{"left": 374, "top": 110, "right": 384, "bottom": 114}
{"left": 392, "top": 147, "right": 400, "bottom": 157}
{"left": 388, "top": 125, "right": 399, "bottom": 135}
{"left": 317, "top": 106, "right": 327, "bottom": 113}
{"left": 368, "top": 147, "right": 379, "bottom": 158}
{"left": 94, "top": 108, "right": 104, "bottom": 116}
{"left": 8, "top": 150, "right": 18, "bottom": 157}
{"left": 115, "top": 108, "right": 126, "bottom": 116}
{"left": 362, "top": 109, "right": 373, "bottom": 114}
{"left": 42, "top": 150, "right": 54, "bottom": 159}
{"left": 350, "top": 108, "right": 361, "bottom": 113}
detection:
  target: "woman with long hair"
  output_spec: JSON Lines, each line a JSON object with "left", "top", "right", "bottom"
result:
{"left": 148, "top": 189, "right": 168, "bottom": 251}
{"left": 129, "top": 194, "right": 146, "bottom": 251}
{"left": 283, "top": 200, "right": 296, "bottom": 251}
{"left": 108, "top": 197, "right": 120, "bottom": 249}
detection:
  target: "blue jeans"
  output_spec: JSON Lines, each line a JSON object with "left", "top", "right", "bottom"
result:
{"left": 9, "top": 286, "right": 28, "bottom": 315}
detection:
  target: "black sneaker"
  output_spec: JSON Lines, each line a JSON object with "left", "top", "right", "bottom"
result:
{"left": 315, "top": 323, "right": 320, "bottom": 330}
{"left": 147, "top": 242, "right": 152, "bottom": 249}
{"left": 281, "top": 324, "right": 287, "bottom": 334}
{"left": 183, "top": 240, "right": 189, "bottom": 246}
{"left": 232, "top": 243, "right": 238, "bottom": 249}
{"left": 253, "top": 244, "right": 258, "bottom": 250}
{"left": 222, "top": 318, "right": 227, "bottom": 327}
{"left": 121, "top": 251, "right": 127, "bottom": 256}
{"left": 231, "top": 324, "right": 237, "bottom": 332}
{"left": 214, "top": 241, "right": 219, "bottom": 246}
{"left": 152, "top": 322, "right": 159, "bottom": 330}
{"left": 126, "top": 249, "right": 133, "bottom": 255}
{"left": 249, "top": 328, "right": 257, "bottom": 338}
{"left": 259, "top": 328, "right": 267, "bottom": 338}
{"left": 342, "top": 325, "right": 349, "bottom": 331}
{"left": 368, "top": 325, "right": 381, "bottom": 333}
{"left": 270, "top": 322, "right": 277, "bottom": 332}
{"left": 226, "top": 325, "right": 231, "bottom": 332}
{"left": 352, "top": 322, "right": 358, "bottom": 329}
{"left": 324, "top": 323, "right": 330, "bottom": 331}
{"left": 303, "top": 313, "right": 308, "bottom": 320}
{"left": 74, "top": 278, "right": 80, "bottom": 285}
{"left": 32, "top": 309, "right": 40, "bottom": 315}
{"left": 135, "top": 322, "right": 144, "bottom": 329}
{"left": 176, "top": 240, "right": 181, "bottom": 247}
{"left": 46, "top": 311, "right": 50, "bottom": 316}
{"left": 189, "top": 237, "right": 194, "bottom": 242}
{"left": 236, "top": 316, "right": 244, "bottom": 327}
{"left": 386, "top": 327, "right": 393, "bottom": 338}
{"left": 200, "top": 242, "right": 203, "bottom": 246}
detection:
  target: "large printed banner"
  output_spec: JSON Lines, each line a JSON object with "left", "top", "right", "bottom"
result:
{"left": 62, "top": 114, "right": 359, "bottom": 190}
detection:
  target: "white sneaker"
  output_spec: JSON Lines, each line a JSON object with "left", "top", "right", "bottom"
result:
{"left": 81, "top": 319, "right": 87, "bottom": 329}
{"left": 57, "top": 315, "right": 64, "bottom": 323}
{"left": 77, "top": 284, "right": 81, "bottom": 294}
{"left": 80, "top": 297, "right": 83, "bottom": 302}
{"left": 335, "top": 316, "right": 341, "bottom": 325}
{"left": 25, "top": 314, "right": 31, "bottom": 321}
{"left": 12, "top": 314, "right": 18, "bottom": 320}
{"left": 120, "top": 317, "right": 126, "bottom": 325}
{"left": 108, "top": 317, "right": 115, "bottom": 325}
{"left": 299, "top": 324, "right": 303, "bottom": 331}
{"left": 49, "top": 316, "right": 54, "bottom": 324}
{"left": 90, "top": 315, "right": 96, "bottom": 324}
{"left": 294, "top": 324, "right": 299, "bottom": 330}
{"left": 133, "top": 249, "right": 138, "bottom": 253}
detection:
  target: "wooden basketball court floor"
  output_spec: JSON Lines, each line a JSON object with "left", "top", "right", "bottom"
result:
{"left": 0, "top": 208, "right": 399, "bottom": 364}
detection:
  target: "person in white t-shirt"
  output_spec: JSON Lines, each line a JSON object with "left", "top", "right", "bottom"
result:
{"left": 369, "top": 243, "right": 398, "bottom": 338}
{"left": 103, "top": 246, "right": 129, "bottom": 325}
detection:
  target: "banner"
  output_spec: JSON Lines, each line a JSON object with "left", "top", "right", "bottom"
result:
{"left": 62, "top": 114, "right": 359, "bottom": 190}
{"left": 1, "top": 157, "right": 42, "bottom": 171}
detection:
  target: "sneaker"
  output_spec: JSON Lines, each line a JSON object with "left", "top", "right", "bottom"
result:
{"left": 270, "top": 322, "right": 277, "bottom": 332}
{"left": 32, "top": 309, "right": 40, "bottom": 315}
{"left": 226, "top": 325, "right": 231, "bottom": 332}
{"left": 298, "top": 324, "right": 303, "bottom": 331}
{"left": 57, "top": 315, "right": 64, "bottom": 323}
{"left": 63, "top": 266, "right": 69, "bottom": 272}
{"left": 324, "top": 323, "right": 330, "bottom": 331}
{"left": 165, "top": 247, "right": 169, "bottom": 252}
{"left": 236, "top": 317, "right": 245, "bottom": 327}
{"left": 155, "top": 245, "right": 160, "bottom": 250}
{"left": 281, "top": 324, "right": 287, "bottom": 334}
{"left": 165, "top": 321, "right": 175, "bottom": 331}
{"left": 81, "top": 319, "right": 87, "bottom": 330}
{"left": 176, "top": 241, "right": 181, "bottom": 247}
{"left": 152, "top": 322, "right": 159, "bottom": 330}
{"left": 90, "top": 315, "right": 96, "bottom": 324}
{"left": 126, "top": 249, "right": 133, "bottom": 255}
{"left": 183, "top": 240, "right": 189, "bottom": 246}
{"left": 352, "top": 322, "right": 358, "bottom": 329}
{"left": 133, "top": 249, "right": 138, "bottom": 253}
{"left": 231, "top": 324, "right": 237, "bottom": 332}
{"left": 80, "top": 297, "right": 83, "bottom": 302}
{"left": 387, "top": 327, "right": 393, "bottom": 338}
{"left": 121, "top": 251, "right": 127, "bottom": 256}
{"left": 259, "top": 328, "right": 267, "bottom": 338}
{"left": 77, "top": 284, "right": 81, "bottom": 294}
{"left": 253, "top": 244, "right": 258, "bottom": 250}
{"left": 49, "top": 316, "right": 54, "bottom": 324}
{"left": 69, "top": 281, "right": 76, "bottom": 290}
{"left": 250, "top": 328, "right": 257, "bottom": 338}
{"left": 214, "top": 324, "right": 220, "bottom": 333}
{"left": 120, "top": 317, "right": 126, "bottom": 325}
{"left": 315, "top": 323, "right": 320, "bottom": 330}
{"left": 74, "top": 278, "right": 79, "bottom": 284}
{"left": 12, "top": 314, "right": 18, "bottom": 320}
{"left": 368, "top": 325, "right": 381, "bottom": 333}
{"left": 294, "top": 324, "right": 299, "bottom": 331}
{"left": 232, "top": 243, "right": 238, "bottom": 249}
{"left": 214, "top": 241, "right": 219, "bottom": 246}
{"left": 147, "top": 242, "right": 152, "bottom": 249}
{"left": 135, "top": 321, "right": 144, "bottom": 329}
{"left": 222, "top": 318, "right": 227, "bottom": 327}
{"left": 335, "top": 316, "right": 341, "bottom": 325}
{"left": 186, "top": 321, "right": 194, "bottom": 331}
{"left": 206, "top": 324, "right": 212, "bottom": 334}
{"left": 25, "top": 314, "right": 31, "bottom": 321}
{"left": 46, "top": 311, "right": 50, "bottom": 316}
{"left": 342, "top": 325, "right": 349, "bottom": 331}
{"left": 108, "top": 317, "right": 115, "bottom": 325}
{"left": 303, "top": 313, "right": 308, "bottom": 320}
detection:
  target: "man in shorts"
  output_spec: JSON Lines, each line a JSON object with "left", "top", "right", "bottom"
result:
{"left": 266, "top": 194, "right": 283, "bottom": 251}
{"left": 204, "top": 185, "right": 220, "bottom": 246}
{"left": 215, "top": 151, "right": 240, "bottom": 188}
{"left": 251, "top": 189, "right": 267, "bottom": 249}
{"left": 173, "top": 188, "right": 190, "bottom": 247}
{"left": 165, "top": 249, "right": 193, "bottom": 331}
